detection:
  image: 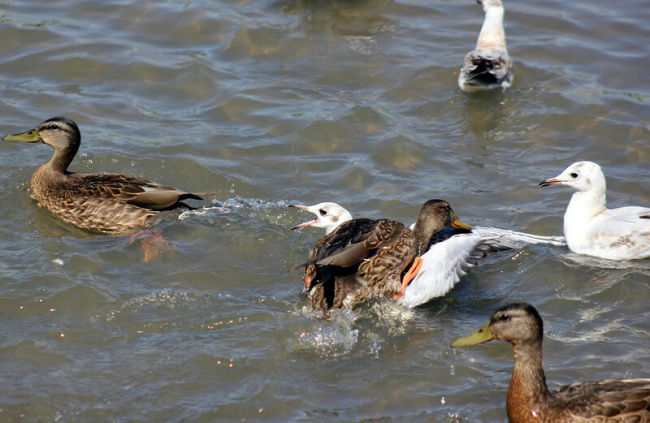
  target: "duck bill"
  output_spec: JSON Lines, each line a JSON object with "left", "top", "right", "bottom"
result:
{"left": 451, "top": 320, "right": 495, "bottom": 347}
{"left": 289, "top": 204, "right": 317, "bottom": 230}
{"left": 3, "top": 128, "right": 40, "bottom": 143}
{"left": 451, "top": 217, "right": 472, "bottom": 231}
{"left": 539, "top": 177, "right": 562, "bottom": 187}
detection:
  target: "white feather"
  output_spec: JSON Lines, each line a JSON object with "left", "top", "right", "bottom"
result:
{"left": 398, "top": 226, "right": 566, "bottom": 308}
{"left": 398, "top": 234, "right": 496, "bottom": 308}
{"left": 471, "top": 226, "right": 566, "bottom": 248}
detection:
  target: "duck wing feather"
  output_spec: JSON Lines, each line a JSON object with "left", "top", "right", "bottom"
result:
{"left": 69, "top": 173, "right": 202, "bottom": 210}
{"left": 398, "top": 234, "right": 501, "bottom": 308}
{"left": 553, "top": 379, "right": 650, "bottom": 420}
{"left": 301, "top": 219, "right": 403, "bottom": 268}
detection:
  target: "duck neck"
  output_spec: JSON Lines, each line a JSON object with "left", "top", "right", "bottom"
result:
{"left": 477, "top": 6, "right": 506, "bottom": 50}
{"left": 507, "top": 340, "right": 550, "bottom": 422}
{"left": 31, "top": 145, "right": 74, "bottom": 195}
{"left": 412, "top": 223, "right": 437, "bottom": 255}
{"left": 45, "top": 144, "right": 76, "bottom": 175}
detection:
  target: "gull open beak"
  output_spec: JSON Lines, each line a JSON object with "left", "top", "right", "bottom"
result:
{"left": 289, "top": 204, "right": 318, "bottom": 230}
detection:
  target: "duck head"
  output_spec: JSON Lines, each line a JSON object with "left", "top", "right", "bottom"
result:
{"left": 452, "top": 302, "right": 543, "bottom": 347}
{"left": 4, "top": 117, "right": 80, "bottom": 150}
{"left": 413, "top": 199, "right": 472, "bottom": 249}
{"left": 4, "top": 117, "right": 81, "bottom": 172}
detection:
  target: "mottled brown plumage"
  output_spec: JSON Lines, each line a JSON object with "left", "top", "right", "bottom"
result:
{"left": 452, "top": 303, "right": 650, "bottom": 422}
{"left": 301, "top": 218, "right": 417, "bottom": 310}
{"left": 291, "top": 201, "right": 475, "bottom": 310}
{"left": 3, "top": 117, "right": 203, "bottom": 233}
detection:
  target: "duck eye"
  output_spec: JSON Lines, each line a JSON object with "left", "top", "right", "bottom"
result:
{"left": 570, "top": 172, "right": 578, "bottom": 178}
{"left": 319, "top": 209, "right": 327, "bottom": 216}
{"left": 498, "top": 314, "right": 510, "bottom": 322}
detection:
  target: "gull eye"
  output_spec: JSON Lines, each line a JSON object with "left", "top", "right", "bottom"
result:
{"left": 319, "top": 209, "right": 327, "bottom": 216}
{"left": 570, "top": 172, "right": 578, "bottom": 178}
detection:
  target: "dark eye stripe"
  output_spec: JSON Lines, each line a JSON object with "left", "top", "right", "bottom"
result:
{"left": 43, "top": 124, "right": 73, "bottom": 135}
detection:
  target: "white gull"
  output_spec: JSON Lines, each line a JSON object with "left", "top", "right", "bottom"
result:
{"left": 458, "top": 0, "right": 513, "bottom": 92}
{"left": 540, "top": 161, "right": 650, "bottom": 260}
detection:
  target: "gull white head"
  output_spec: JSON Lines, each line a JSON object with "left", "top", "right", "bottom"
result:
{"left": 289, "top": 202, "right": 353, "bottom": 234}
{"left": 539, "top": 161, "right": 606, "bottom": 195}
{"left": 479, "top": 0, "right": 504, "bottom": 13}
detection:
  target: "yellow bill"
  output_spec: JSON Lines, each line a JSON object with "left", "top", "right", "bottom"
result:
{"left": 451, "top": 217, "right": 472, "bottom": 231}
{"left": 3, "top": 129, "right": 40, "bottom": 143}
{"left": 451, "top": 320, "right": 495, "bottom": 347}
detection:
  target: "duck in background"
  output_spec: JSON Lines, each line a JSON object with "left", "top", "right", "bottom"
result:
{"left": 458, "top": 0, "right": 513, "bottom": 92}
{"left": 452, "top": 303, "right": 650, "bottom": 422}
{"left": 540, "top": 161, "right": 650, "bottom": 260}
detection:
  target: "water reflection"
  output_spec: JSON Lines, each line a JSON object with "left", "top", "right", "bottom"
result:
{"left": 276, "top": 0, "right": 394, "bottom": 36}
{"left": 461, "top": 90, "right": 508, "bottom": 138}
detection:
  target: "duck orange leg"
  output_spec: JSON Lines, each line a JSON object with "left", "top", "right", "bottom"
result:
{"left": 393, "top": 257, "right": 423, "bottom": 300}
{"left": 303, "top": 275, "right": 313, "bottom": 289}
{"left": 127, "top": 229, "right": 173, "bottom": 262}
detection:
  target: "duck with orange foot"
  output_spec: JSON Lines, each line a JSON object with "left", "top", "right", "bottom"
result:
{"left": 289, "top": 199, "right": 496, "bottom": 310}
{"left": 396, "top": 199, "right": 505, "bottom": 307}
{"left": 3, "top": 117, "right": 209, "bottom": 260}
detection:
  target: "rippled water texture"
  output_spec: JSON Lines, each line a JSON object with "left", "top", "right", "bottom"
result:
{"left": 1, "top": 0, "right": 649, "bottom": 421}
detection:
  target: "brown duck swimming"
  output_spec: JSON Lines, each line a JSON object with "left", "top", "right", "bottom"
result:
{"left": 452, "top": 303, "right": 650, "bottom": 422}
{"left": 290, "top": 200, "right": 474, "bottom": 310}
{"left": 3, "top": 117, "right": 204, "bottom": 234}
